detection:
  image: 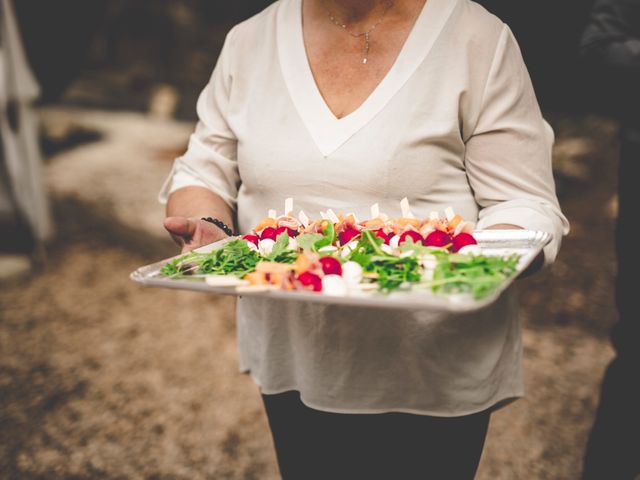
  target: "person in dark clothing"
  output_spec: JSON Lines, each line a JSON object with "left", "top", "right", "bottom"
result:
{"left": 580, "top": 1, "right": 640, "bottom": 478}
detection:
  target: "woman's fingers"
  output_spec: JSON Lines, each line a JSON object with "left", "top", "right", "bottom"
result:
{"left": 164, "top": 216, "right": 200, "bottom": 251}
{"left": 164, "top": 216, "right": 228, "bottom": 253}
{"left": 164, "top": 216, "right": 198, "bottom": 238}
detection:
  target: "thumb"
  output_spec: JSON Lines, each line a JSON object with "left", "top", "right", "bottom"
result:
{"left": 164, "top": 216, "right": 198, "bottom": 238}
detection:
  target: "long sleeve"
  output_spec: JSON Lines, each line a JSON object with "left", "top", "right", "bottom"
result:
{"left": 158, "top": 28, "right": 240, "bottom": 210}
{"left": 465, "top": 25, "right": 569, "bottom": 264}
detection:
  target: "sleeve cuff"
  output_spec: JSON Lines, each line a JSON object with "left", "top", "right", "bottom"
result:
{"left": 477, "top": 203, "right": 569, "bottom": 265}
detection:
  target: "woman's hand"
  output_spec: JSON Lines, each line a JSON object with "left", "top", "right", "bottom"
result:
{"left": 164, "top": 216, "right": 229, "bottom": 254}
{"left": 486, "top": 223, "right": 544, "bottom": 278}
{"left": 164, "top": 186, "right": 235, "bottom": 253}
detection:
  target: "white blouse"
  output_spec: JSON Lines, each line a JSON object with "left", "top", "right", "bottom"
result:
{"left": 160, "top": 0, "right": 569, "bottom": 416}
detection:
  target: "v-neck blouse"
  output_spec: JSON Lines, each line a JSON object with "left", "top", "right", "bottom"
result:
{"left": 159, "top": 0, "right": 569, "bottom": 416}
{"left": 279, "top": 0, "right": 458, "bottom": 156}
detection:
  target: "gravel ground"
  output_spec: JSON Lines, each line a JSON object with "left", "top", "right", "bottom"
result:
{"left": 0, "top": 109, "right": 619, "bottom": 479}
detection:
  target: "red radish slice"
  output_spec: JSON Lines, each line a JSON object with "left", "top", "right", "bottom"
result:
{"left": 338, "top": 228, "right": 360, "bottom": 246}
{"left": 242, "top": 234, "right": 259, "bottom": 246}
{"left": 260, "top": 227, "right": 278, "bottom": 241}
{"left": 319, "top": 256, "right": 342, "bottom": 276}
{"left": 451, "top": 233, "right": 477, "bottom": 252}
{"left": 298, "top": 271, "right": 322, "bottom": 292}
{"left": 276, "top": 226, "right": 299, "bottom": 237}
{"left": 424, "top": 230, "right": 452, "bottom": 247}
{"left": 374, "top": 229, "right": 391, "bottom": 244}
{"left": 399, "top": 230, "right": 423, "bottom": 245}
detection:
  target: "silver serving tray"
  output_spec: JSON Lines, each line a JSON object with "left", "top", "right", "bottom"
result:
{"left": 130, "top": 230, "right": 550, "bottom": 312}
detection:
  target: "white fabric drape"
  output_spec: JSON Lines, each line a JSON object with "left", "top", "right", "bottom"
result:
{"left": 0, "top": 0, "right": 52, "bottom": 242}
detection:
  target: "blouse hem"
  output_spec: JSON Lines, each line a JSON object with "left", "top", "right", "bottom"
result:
{"left": 242, "top": 368, "right": 523, "bottom": 418}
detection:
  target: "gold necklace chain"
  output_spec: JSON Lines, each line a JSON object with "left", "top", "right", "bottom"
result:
{"left": 321, "top": 0, "right": 396, "bottom": 64}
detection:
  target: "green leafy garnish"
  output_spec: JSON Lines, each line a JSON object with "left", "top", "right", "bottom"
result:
{"left": 264, "top": 233, "right": 296, "bottom": 263}
{"left": 160, "top": 239, "right": 261, "bottom": 278}
{"left": 296, "top": 233, "right": 324, "bottom": 252}
{"left": 369, "top": 256, "right": 422, "bottom": 291}
{"left": 426, "top": 253, "right": 519, "bottom": 299}
{"left": 314, "top": 222, "right": 336, "bottom": 250}
{"left": 346, "top": 231, "right": 421, "bottom": 291}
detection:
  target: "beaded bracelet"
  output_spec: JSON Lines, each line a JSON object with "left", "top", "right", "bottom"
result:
{"left": 201, "top": 217, "right": 235, "bottom": 237}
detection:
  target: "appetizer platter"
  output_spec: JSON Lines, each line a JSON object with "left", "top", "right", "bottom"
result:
{"left": 131, "top": 199, "right": 550, "bottom": 312}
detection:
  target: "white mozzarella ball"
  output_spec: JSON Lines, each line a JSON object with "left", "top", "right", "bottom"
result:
{"left": 322, "top": 275, "right": 349, "bottom": 296}
{"left": 389, "top": 235, "right": 401, "bottom": 248}
{"left": 288, "top": 237, "right": 298, "bottom": 250}
{"left": 458, "top": 244, "right": 482, "bottom": 256}
{"left": 258, "top": 238, "right": 276, "bottom": 256}
{"left": 341, "top": 261, "right": 363, "bottom": 286}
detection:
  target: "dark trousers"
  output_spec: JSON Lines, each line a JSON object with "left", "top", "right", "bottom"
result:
{"left": 583, "top": 123, "right": 640, "bottom": 479}
{"left": 262, "top": 391, "right": 490, "bottom": 480}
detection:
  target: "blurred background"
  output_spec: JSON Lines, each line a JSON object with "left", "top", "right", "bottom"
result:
{"left": 0, "top": 1, "right": 621, "bottom": 478}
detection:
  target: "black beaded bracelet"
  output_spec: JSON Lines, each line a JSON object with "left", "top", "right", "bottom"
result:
{"left": 201, "top": 217, "right": 235, "bottom": 237}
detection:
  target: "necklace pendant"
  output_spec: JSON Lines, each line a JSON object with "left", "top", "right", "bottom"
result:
{"left": 363, "top": 31, "right": 370, "bottom": 65}
{"left": 323, "top": 0, "right": 395, "bottom": 66}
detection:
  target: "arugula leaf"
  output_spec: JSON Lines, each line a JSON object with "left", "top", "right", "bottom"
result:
{"left": 264, "top": 232, "right": 291, "bottom": 261}
{"left": 398, "top": 240, "right": 441, "bottom": 256}
{"left": 361, "top": 230, "right": 389, "bottom": 257}
{"left": 160, "top": 240, "right": 261, "bottom": 279}
{"left": 314, "top": 222, "right": 336, "bottom": 249}
{"left": 369, "top": 256, "right": 422, "bottom": 291}
{"left": 160, "top": 258, "right": 181, "bottom": 277}
{"left": 427, "top": 254, "right": 519, "bottom": 299}
{"left": 296, "top": 233, "right": 324, "bottom": 252}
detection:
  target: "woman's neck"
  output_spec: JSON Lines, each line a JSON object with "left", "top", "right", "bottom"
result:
{"left": 319, "top": 0, "right": 395, "bottom": 25}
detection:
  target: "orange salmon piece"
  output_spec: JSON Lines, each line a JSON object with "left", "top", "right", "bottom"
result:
{"left": 396, "top": 218, "right": 421, "bottom": 228}
{"left": 255, "top": 217, "right": 277, "bottom": 231}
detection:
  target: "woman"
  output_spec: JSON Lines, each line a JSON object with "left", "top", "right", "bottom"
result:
{"left": 160, "top": 0, "right": 569, "bottom": 478}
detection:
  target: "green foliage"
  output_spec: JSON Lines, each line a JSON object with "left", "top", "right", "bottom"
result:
{"left": 264, "top": 233, "right": 296, "bottom": 263}
{"left": 160, "top": 239, "right": 261, "bottom": 278}
{"left": 346, "top": 230, "right": 421, "bottom": 291}
{"left": 296, "top": 233, "right": 324, "bottom": 252}
{"left": 313, "top": 222, "right": 336, "bottom": 250}
{"left": 428, "top": 253, "right": 520, "bottom": 299}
